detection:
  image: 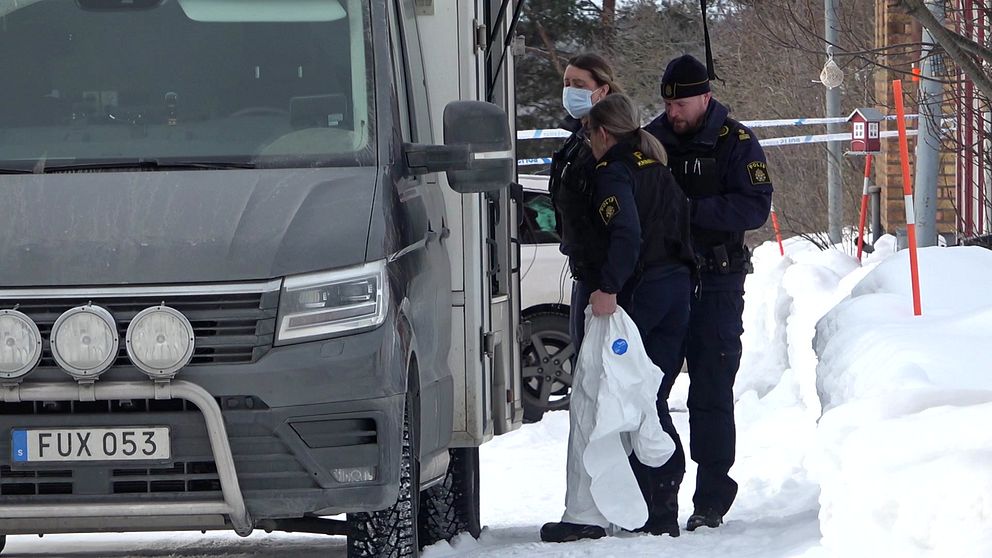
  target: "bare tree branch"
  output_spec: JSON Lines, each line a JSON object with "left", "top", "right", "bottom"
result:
{"left": 900, "top": 0, "right": 992, "bottom": 101}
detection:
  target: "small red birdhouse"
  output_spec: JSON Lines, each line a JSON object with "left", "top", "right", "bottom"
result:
{"left": 847, "top": 108, "right": 884, "bottom": 153}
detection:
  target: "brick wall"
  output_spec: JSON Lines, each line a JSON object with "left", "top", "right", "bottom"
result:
{"left": 873, "top": 0, "right": 958, "bottom": 236}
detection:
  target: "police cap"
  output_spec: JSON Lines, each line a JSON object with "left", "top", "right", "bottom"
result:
{"left": 660, "top": 54, "right": 710, "bottom": 100}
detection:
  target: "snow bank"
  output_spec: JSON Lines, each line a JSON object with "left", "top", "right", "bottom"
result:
{"left": 809, "top": 245, "right": 992, "bottom": 557}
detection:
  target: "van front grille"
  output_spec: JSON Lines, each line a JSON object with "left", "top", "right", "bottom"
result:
{"left": 112, "top": 461, "right": 221, "bottom": 494}
{"left": 0, "top": 466, "right": 73, "bottom": 496}
{"left": 0, "top": 285, "right": 279, "bottom": 367}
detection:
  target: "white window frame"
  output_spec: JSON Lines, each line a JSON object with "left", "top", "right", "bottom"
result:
{"left": 853, "top": 121, "right": 865, "bottom": 138}
{"left": 868, "top": 122, "right": 879, "bottom": 139}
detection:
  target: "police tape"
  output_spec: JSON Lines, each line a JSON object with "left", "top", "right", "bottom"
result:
{"left": 516, "top": 129, "right": 920, "bottom": 165}
{"left": 516, "top": 129, "right": 572, "bottom": 140}
{"left": 518, "top": 157, "right": 554, "bottom": 166}
{"left": 515, "top": 114, "right": 920, "bottom": 140}
{"left": 759, "top": 128, "right": 919, "bottom": 148}
{"left": 739, "top": 114, "right": 918, "bottom": 128}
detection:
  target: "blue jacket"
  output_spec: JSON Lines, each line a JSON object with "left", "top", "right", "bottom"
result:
{"left": 588, "top": 142, "right": 693, "bottom": 294}
{"left": 645, "top": 100, "right": 772, "bottom": 290}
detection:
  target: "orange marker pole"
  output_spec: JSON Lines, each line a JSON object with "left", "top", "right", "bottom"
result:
{"left": 770, "top": 202, "right": 784, "bottom": 256}
{"left": 856, "top": 153, "right": 873, "bottom": 262}
{"left": 893, "top": 80, "right": 923, "bottom": 316}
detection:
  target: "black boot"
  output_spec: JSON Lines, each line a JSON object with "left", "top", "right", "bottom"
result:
{"left": 636, "top": 479, "right": 680, "bottom": 537}
{"left": 633, "top": 519, "right": 680, "bottom": 537}
{"left": 686, "top": 508, "right": 723, "bottom": 531}
{"left": 540, "top": 521, "right": 607, "bottom": 543}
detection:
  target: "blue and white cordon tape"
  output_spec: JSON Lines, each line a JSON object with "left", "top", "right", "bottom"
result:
{"left": 515, "top": 115, "right": 922, "bottom": 166}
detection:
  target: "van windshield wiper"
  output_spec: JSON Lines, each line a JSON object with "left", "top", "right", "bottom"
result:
{"left": 38, "top": 160, "right": 257, "bottom": 173}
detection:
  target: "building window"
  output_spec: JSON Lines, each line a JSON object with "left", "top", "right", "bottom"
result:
{"left": 868, "top": 122, "right": 879, "bottom": 139}
{"left": 854, "top": 122, "right": 865, "bottom": 138}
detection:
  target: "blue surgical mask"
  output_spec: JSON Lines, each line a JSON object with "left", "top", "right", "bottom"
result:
{"left": 562, "top": 86, "right": 594, "bottom": 119}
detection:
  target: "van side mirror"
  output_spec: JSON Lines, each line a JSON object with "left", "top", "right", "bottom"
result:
{"left": 402, "top": 101, "right": 513, "bottom": 193}
{"left": 443, "top": 101, "right": 513, "bottom": 193}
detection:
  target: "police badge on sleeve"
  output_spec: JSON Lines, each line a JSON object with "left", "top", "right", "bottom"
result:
{"left": 599, "top": 196, "right": 620, "bottom": 225}
{"left": 746, "top": 161, "right": 771, "bottom": 185}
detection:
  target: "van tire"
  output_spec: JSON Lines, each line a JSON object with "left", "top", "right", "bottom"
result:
{"left": 347, "top": 403, "right": 420, "bottom": 558}
{"left": 521, "top": 312, "right": 574, "bottom": 423}
{"left": 418, "top": 447, "right": 481, "bottom": 546}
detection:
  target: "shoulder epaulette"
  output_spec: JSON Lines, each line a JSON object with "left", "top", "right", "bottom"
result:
{"left": 629, "top": 150, "right": 660, "bottom": 169}
{"left": 722, "top": 117, "right": 751, "bottom": 142}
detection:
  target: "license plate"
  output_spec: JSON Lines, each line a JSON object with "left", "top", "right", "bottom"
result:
{"left": 11, "top": 427, "right": 170, "bottom": 462}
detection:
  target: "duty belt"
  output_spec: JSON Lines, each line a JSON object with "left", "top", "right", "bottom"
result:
{"left": 700, "top": 244, "right": 753, "bottom": 274}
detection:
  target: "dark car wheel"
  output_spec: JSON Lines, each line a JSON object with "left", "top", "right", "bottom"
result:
{"left": 347, "top": 403, "right": 420, "bottom": 557}
{"left": 520, "top": 312, "right": 575, "bottom": 423}
{"left": 418, "top": 447, "right": 481, "bottom": 546}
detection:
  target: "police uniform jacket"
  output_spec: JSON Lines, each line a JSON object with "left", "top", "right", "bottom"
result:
{"left": 645, "top": 100, "right": 773, "bottom": 291}
{"left": 548, "top": 116, "right": 598, "bottom": 276}
{"left": 580, "top": 141, "right": 694, "bottom": 294}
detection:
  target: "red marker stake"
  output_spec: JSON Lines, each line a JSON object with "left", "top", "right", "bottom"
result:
{"left": 771, "top": 203, "right": 784, "bottom": 256}
{"left": 893, "top": 80, "right": 923, "bottom": 316}
{"left": 856, "top": 153, "right": 873, "bottom": 262}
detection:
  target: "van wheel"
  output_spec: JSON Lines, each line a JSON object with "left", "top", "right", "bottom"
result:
{"left": 520, "top": 312, "right": 574, "bottom": 423}
{"left": 347, "top": 404, "right": 420, "bottom": 557}
{"left": 419, "top": 447, "right": 481, "bottom": 547}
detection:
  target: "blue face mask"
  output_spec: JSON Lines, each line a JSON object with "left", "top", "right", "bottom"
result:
{"left": 562, "top": 86, "right": 594, "bottom": 119}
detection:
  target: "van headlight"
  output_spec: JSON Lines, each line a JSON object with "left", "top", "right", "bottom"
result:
{"left": 0, "top": 310, "right": 43, "bottom": 380}
{"left": 276, "top": 261, "right": 388, "bottom": 344}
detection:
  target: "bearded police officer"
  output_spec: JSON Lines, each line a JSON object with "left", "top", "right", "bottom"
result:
{"left": 645, "top": 54, "right": 773, "bottom": 532}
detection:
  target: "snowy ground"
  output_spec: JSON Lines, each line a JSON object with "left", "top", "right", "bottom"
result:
{"left": 5, "top": 237, "right": 991, "bottom": 557}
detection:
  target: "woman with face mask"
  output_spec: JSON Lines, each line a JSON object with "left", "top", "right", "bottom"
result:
{"left": 541, "top": 94, "right": 696, "bottom": 543}
{"left": 547, "top": 52, "right": 621, "bottom": 369}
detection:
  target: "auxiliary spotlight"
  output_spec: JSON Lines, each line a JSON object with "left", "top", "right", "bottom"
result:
{"left": 0, "top": 309, "right": 43, "bottom": 381}
{"left": 50, "top": 305, "right": 119, "bottom": 381}
{"left": 125, "top": 305, "right": 195, "bottom": 380}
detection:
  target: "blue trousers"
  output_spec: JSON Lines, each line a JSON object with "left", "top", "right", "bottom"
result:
{"left": 686, "top": 284, "right": 745, "bottom": 516}
{"left": 570, "top": 271, "right": 691, "bottom": 525}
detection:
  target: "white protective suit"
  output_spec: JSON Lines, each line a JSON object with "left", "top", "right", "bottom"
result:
{"left": 560, "top": 307, "right": 676, "bottom": 531}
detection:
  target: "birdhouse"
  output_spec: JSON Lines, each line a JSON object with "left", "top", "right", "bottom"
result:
{"left": 847, "top": 108, "right": 885, "bottom": 153}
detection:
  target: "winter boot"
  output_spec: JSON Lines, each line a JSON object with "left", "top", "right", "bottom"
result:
{"left": 540, "top": 522, "right": 607, "bottom": 543}
{"left": 633, "top": 520, "right": 680, "bottom": 537}
{"left": 636, "top": 479, "right": 680, "bottom": 537}
{"left": 686, "top": 508, "right": 723, "bottom": 532}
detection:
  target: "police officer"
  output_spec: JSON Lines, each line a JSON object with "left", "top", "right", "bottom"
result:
{"left": 645, "top": 54, "right": 773, "bottom": 532}
{"left": 541, "top": 94, "right": 695, "bottom": 543}
{"left": 548, "top": 52, "right": 621, "bottom": 346}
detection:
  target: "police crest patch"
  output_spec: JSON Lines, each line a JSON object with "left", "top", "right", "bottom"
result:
{"left": 719, "top": 125, "right": 730, "bottom": 137}
{"left": 599, "top": 196, "right": 620, "bottom": 225}
{"left": 746, "top": 161, "right": 771, "bottom": 185}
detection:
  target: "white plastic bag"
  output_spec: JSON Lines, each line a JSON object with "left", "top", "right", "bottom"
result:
{"left": 561, "top": 306, "right": 675, "bottom": 531}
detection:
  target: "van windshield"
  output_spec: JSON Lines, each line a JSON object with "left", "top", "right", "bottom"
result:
{"left": 0, "top": 0, "right": 375, "bottom": 171}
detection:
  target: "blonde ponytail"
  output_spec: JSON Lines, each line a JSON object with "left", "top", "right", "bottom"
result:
{"left": 637, "top": 129, "right": 668, "bottom": 165}
{"left": 587, "top": 95, "right": 669, "bottom": 164}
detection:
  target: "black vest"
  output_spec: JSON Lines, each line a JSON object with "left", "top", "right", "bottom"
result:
{"left": 573, "top": 143, "right": 694, "bottom": 285}
{"left": 666, "top": 117, "right": 746, "bottom": 259}
{"left": 548, "top": 129, "right": 600, "bottom": 272}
